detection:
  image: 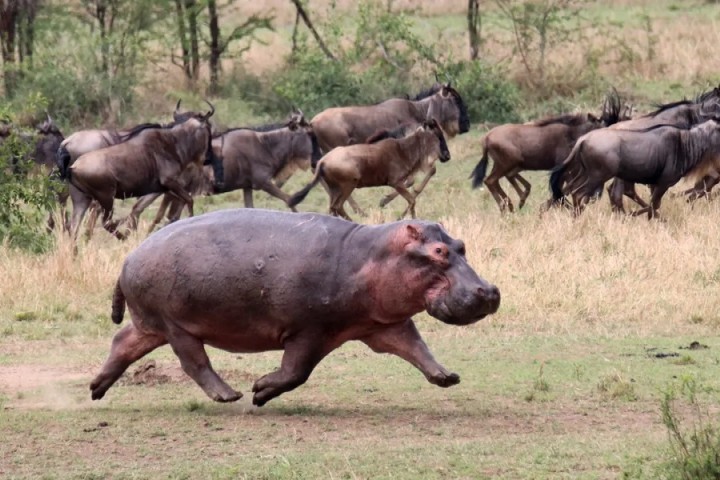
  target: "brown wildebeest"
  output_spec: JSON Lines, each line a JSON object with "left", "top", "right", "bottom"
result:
{"left": 66, "top": 111, "right": 220, "bottom": 241}
{"left": 549, "top": 120, "right": 720, "bottom": 219}
{"left": 311, "top": 82, "right": 469, "bottom": 213}
{"left": 603, "top": 86, "right": 720, "bottom": 211}
{"left": 288, "top": 119, "right": 450, "bottom": 220}
{"left": 90, "top": 209, "right": 500, "bottom": 406}
{"left": 469, "top": 90, "right": 625, "bottom": 212}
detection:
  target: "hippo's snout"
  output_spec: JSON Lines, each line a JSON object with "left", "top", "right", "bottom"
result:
{"left": 478, "top": 284, "right": 501, "bottom": 313}
{"left": 426, "top": 281, "right": 501, "bottom": 326}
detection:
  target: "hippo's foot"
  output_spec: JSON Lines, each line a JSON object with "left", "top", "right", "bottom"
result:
{"left": 90, "top": 380, "right": 107, "bottom": 401}
{"left": 211, "top": 389, "right": 242, "bottom": 403}
{"left": 428, "top": 371, "right": 460, "bottom": 388}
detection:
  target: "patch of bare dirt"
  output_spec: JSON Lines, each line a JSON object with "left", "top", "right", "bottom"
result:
{"left": 117, "top": 360, "right": 183, "bottom": 387}
{"left": 0, "top": 363, "right": 93, "bottom": 410}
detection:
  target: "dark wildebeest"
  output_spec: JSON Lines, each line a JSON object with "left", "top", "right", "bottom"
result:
{"left": 603, "top": 87, "right": 720, "bottom": 210}
{"left": 469, "top": 90, "right": 625, "bottom": 212}
{"left": 124, "top": 112, "right": 321, "bottom": 233}
{"left": 89, "top": 209, "right": 500, "bottom": 406}
{"left": 311, "top": 82, "right": 469, "bottom": 213}
{"left": 549, "top": 120, "right": 720, "bottom": 218}
{"left": 56, "top": 100, "right": 219, "bottom": 235}
{"left": 66, "top": 111, "right": 221, "bottom": 240}
{"left": 288, "top": 119, "right": 450, "bottom": 220}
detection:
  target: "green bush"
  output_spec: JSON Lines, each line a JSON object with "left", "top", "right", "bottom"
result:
{"left": 0, "top": 103, "right": 58, "bottom": 253}
{"left": 439, "top": 60, "right": 521, "bottom": 124}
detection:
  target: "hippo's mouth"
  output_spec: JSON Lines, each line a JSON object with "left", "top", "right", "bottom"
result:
{"left": 426, "top": 298, "right": 489, "bottom": 326}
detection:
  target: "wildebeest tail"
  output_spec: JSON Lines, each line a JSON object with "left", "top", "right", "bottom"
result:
{"left": 56, "top": 145, "right": 72, "bottom": 180}
{"left": 288, "top": 164, "right": 324, "bottom": 208}
{"left": 469, "top": 137, "right": 489, "bottom": 189}
{"left": 111, "top": 280, "right": 126, "bottom": 325}
{"left": 549, "top": 141, "right": 583, "bottom": 201}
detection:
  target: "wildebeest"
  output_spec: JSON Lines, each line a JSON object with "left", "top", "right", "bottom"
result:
{"left": 549, "top": 120, "right": 720, "bottom": 218}
{"left": 89, "top": 209, "right": 500, "bottom": 406}
{"left": 288, "top": 119, "right": 450, "bottom": 220}
{"left": 469, "top": 90, "right": 625, "bottom": 212}
{"left": 603, "top": 86, "right": 720, "bottom": 211}
{"left": 66, "top": 110, "right": 220, "bottom": 240}
{"left": 311, "top": 82, "right": 469, "bottom": 213}
{"left": 119, "top": 111, "right": 321, "bottom": 233}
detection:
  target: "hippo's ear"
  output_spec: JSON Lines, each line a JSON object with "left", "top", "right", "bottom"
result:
{"left": 406, "top": 224, "right": 423, "bottom": 241}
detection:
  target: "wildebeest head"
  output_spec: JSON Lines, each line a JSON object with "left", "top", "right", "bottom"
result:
{"left": 422, "top": 118, "right": 451, "bottom": 163}
{"left": 173, "top": 103, "right": 223, "bottom": 189}
{"left": 399, "top": 222, "right": 500, "bottom": 325}
{"left": 37, "top": 113, "right": 62, "bottom": 137}
{"left": 172, "top": 99, "right": 217, "bottom": 126}
{"left": 417, "top": 82, "right": 470, "bottom": 137}
{"left": 287, "top": 110, "right": 323, "bottom": 167}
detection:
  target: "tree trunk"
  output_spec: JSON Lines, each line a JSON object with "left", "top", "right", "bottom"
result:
{"left": 185, "top": 0, "right": 199, "bottom": 82}
{"left": 174, "top": 0, "right": 191, "bottom": 81}
{"left": 289, "top": 0, "right": 335, "bottom": 61}
{"left": 0, "top": 2, "right": 18, "bottom": 97}
{"left": 207, "top": 0, "right": 220, "bottom": 94}
{"left": 467, "top": 0, "right": 480, "bottom": 60}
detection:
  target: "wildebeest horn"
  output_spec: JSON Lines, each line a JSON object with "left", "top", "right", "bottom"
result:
{"left": 45, "top": 111, "right": 53, "bottom": 124}
{"left": 175, "top": 99, "right": 181, "bottom": 113}
{"left": 203, "top": 100, "right": 215, "bottom": 120}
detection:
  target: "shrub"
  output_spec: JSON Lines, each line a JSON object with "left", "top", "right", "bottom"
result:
{"left": 439, "top": 60, "right": 521, "bottom": 124}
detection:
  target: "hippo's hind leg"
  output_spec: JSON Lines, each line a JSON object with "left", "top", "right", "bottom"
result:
{"left": 252, "top": 334, "right": 333, "bottom": 406}
{"left": 90, "top": 323, "right": 167, "bottom": 400}
{"left": 360, "top": 319, "right": 459, "bottom": 388}
{"left": 167, "top": 327, "right": 241, "bottom": 403}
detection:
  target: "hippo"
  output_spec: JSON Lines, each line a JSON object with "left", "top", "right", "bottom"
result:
{"left": 90, "top": 209, "right": 500, "bottom": 406}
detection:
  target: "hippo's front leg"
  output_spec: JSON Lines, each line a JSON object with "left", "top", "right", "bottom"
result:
{"left": 252, "top": 333, "right": 334, "bottom": 407}
{"left": 360, "top": 319, "right": 460, "bottom": 388}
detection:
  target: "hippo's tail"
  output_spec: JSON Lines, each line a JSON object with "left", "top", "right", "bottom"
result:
{"left": 56, "top": 145, "right": 72, "bottom": 180}
{"left": 288, "top": 164, "right": 324, "bottom": 208}
{"left": 469, "top": 137, "right": 489, "bottom": 189}
{"left": 111, "top": 280, "right": 126, "bottom": 325}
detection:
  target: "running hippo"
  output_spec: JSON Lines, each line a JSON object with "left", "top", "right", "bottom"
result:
{"left": 90, "top": 209, "right": 501, "bottom": 406}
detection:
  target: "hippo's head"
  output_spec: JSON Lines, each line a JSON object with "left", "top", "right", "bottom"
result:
{"left": 402, "top": 223, "right": 500, "bottom": 325}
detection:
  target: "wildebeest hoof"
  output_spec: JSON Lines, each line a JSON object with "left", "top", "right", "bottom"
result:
{"left": 429, "top": 372, "right": 460, "bottom": 388}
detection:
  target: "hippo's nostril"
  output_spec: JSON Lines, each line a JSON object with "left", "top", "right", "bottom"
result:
{"left": 478, "top": 285, "right": 501, "bottom": 303}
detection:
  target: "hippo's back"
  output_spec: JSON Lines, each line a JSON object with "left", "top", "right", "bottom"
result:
{"left": 120, "top": 209, "right": 369, "bottom": 324}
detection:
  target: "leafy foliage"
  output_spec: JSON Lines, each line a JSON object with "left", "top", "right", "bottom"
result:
{"left": 0, "top": 102, "right": 58, "bottom": 253}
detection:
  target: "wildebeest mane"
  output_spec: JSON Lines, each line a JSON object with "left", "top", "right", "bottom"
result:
{"left": 118, "top": 123, "right": 165, "bottom": 143}
{"left": 213, "top": 121, "right": 287, "bottom": 138}
{"left": 413, "top": 84, "right": 443, "bottom": 101}
{"left": 534, "top": 113, "right": 589, "bottom": 127}
{"left": 646, "top": 99, "right": 693, "bottom": 118}
{"left": 695, "top": 86, "right": 720, "bottom": 104}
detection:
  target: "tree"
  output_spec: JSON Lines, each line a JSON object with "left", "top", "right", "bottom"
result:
{"left": 467, "top": 0, "right": 481, "bottom": 60}
{"left": 289, "top": 0, "right": 335, "bottom": 61}
{"left": 206, "top": 0, "right": 272, "bottom": 94}
{"left": 0, "top": 0, "right": 41, "bottom": 97}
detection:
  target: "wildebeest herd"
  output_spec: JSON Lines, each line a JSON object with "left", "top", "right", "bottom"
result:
{"left": 4, "top": 81, "right": 720, "bottom": 405}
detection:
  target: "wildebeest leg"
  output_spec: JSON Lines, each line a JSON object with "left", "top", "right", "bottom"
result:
{"left": 69, "top": 185, "right": 92, "bottom": 242}
{"left": 84, "top": 202, "right": 101, "bottom": 240}
{"left": 360, "top": 319, "right": 459, "bottom": 388}
{"left": 162, "top": 178, "right": 194, "bottom": 217}
{"left": 379, "top": 177, "right": 416, "bottom": 208}
{"left": 147, "top": 194, "right": 172, "bottom": 234}
{"left": 394, "top": 185, "right": 418, "bottom": 219}
{"left": 686, "top": 175, "right": 720, "bottom": 202}
{"left": 243, "top": 188, "right": 254, "bottom": 208}
{"left": 90, "top": 323, "right": 168, "bottom": 400}
{"left": 257, "top": 181, "right": 299, "bottom": 213}
{"left": 484, "top": 163, "right": 515, "bottom": 213}
{"left": 168, "top": 328, "right": 242, "bottom": 403}
{"left": 124, "top": 193, "right": 162, "bottom": 233}
{"left": 646, "top": 184, "right": 669, "bottom": 220}
{"left": 320, "top": 178, "right": 364, "bottom": 215}
{"left": 329, "top": 184, "right": 355, "bottom": 221}
{"left": 507, "top": 171, "right": 531, "bottom": 209}
{"left": 607, "top": 179, "right": 626, "bottom": 214}
{"left": 252, "top": 334, "right": 333, "bottom": 406}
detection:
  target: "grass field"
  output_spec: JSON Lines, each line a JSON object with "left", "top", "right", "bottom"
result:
{"left": 4, "top": 1, "right": 720, "bottom": 479}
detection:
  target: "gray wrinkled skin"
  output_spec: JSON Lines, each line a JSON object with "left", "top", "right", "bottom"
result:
{"left": 90, "top": 209, "right": 500, "bottom": 406}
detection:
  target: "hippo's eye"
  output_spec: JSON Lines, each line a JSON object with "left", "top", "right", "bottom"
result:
{"left": 435, "top": 247, "right": 443, "bottom": 255}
